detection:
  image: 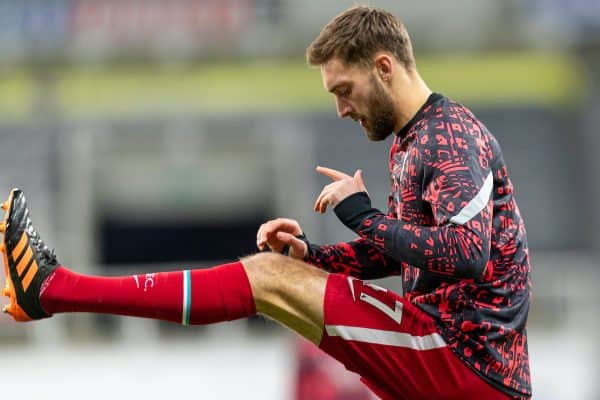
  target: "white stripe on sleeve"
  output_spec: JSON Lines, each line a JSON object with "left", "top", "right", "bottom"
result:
{"left": 449, "top": 171, "right": 494, "bottom": 225}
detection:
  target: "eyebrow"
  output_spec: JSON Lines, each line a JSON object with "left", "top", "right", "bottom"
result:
{"left": 327, "top": 82, "right": 350, "bottom": 94}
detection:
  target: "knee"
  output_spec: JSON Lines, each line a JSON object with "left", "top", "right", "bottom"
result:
{"left": 240, "top": 252, "right": 326, "bottom": 298}
{"left": 240, "top": 252, "right": 291, "bottom": 304}
{"left": 241, "top": 252, "right": 288, "bottom": 279}
{"left": 244, "top": 251, "right": 288, "bottom": 264}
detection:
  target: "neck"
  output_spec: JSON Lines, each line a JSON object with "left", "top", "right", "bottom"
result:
{"left": 392, "top": 72, "right": 432, "bottom": 133}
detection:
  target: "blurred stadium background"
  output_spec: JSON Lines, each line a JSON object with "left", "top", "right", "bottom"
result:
{"left": 0, "top": 0, "right": 599, "bottom": 399}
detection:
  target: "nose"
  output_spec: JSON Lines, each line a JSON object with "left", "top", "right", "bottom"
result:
{"left": 335, "top": 97, "right": 353, "bottom": 119}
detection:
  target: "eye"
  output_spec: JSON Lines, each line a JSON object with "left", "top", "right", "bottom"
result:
{"left": 339, "top": 87, "right": 351, "bottom": 97}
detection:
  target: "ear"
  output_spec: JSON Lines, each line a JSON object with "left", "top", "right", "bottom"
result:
{"left": 373, "top": 53, "right": 394, "bottom": 84}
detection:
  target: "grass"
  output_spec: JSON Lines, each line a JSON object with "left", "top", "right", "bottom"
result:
{"left": 0, "top": 52, "right": 584, "bottom": 120}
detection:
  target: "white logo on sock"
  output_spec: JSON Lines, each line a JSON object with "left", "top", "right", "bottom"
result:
{"left": 144, "top": 273, "right": 155, "bottom": 292}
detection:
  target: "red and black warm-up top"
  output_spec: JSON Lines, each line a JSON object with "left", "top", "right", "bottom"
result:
{"left": 305, "top": 93, "right": 532, "bottom": 399}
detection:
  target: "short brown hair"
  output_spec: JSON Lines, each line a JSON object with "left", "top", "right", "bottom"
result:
{"left": 306, "top": 6, "right": 415, "bottom": 70}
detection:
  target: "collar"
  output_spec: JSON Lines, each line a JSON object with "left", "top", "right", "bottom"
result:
{"left": 396, "top": 92, "right": 444, "bottom": 138}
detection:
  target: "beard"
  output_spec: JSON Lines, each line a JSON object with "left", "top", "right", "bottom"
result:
{"left": 363, "top": 75, "right": 396, "bottom": 142}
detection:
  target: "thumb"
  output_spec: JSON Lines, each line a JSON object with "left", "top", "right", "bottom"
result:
{"left": 276, "top": 232, "right": 307, "bottom": 259}
{"left": 354, "top": 169, "right": 366, "bottom": 190}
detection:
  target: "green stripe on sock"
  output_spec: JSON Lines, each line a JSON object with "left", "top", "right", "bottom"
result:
{"left": 182, "top": 270, "right": 191, "bottom": 325}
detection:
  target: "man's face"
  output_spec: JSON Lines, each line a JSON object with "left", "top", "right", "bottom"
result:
{"left": 321, "top": 58, "right": 396, "bottom": 141}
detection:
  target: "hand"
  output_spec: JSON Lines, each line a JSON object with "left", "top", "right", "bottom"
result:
{"left": 314, "top": 166, "right": 368, "bottom": 213}
{"left": 256, "top": 218, "right": 308, "bottom": 260}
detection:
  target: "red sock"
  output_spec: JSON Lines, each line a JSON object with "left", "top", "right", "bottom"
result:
{"left": 39, "top": 262, "right": 256, "bottom": 325}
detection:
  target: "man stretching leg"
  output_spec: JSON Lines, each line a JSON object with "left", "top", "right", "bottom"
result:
{"left": 1, "top": 6, "right": 531, "bottom": 400}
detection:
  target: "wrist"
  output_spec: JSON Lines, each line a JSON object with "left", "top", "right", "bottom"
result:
{"left": 334, "top": 191, "right": 377, "bottom": 231}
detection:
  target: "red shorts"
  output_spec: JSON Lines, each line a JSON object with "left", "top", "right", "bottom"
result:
{"left": 318, "top": 274, "right": 511, "bottom": 400}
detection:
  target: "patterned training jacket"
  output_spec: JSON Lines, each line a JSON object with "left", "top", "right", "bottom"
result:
{"left": 306, "top": 93, "right": 532, "bottom": 399}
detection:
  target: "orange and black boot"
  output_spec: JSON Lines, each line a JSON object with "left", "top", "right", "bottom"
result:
{"left": 1, "top": 188, "right": 58, "bottom": 321}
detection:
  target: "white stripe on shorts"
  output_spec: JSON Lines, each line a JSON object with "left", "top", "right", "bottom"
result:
{"left": 325, "top": 325, "right": 447, "bottom": 351}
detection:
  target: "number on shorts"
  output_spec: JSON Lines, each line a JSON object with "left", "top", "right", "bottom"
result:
{"left": 348, "top": 278, "right": 403, "bottom": 325}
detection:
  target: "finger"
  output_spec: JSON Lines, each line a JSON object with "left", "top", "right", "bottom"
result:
{"left": 258, "top": 219, "right": 285, "bottom": 242}
{"left": 261, "top": 225, "right": 279, "bottom": 245}
{"left": 314, "top": 197, "right": 322, "bottom": 213}
{"left": 314, "top": 188, "right": 324, "bottom": 211}
{"left": 258, "top": 231, "right": 276, "bottom": 249}
{"left": 314, "top": 186, "right": 332, "bottom": 212}
{"left": 314, "top": 188, "right": 325, "bottom": 211}
{"left": 354, "top": 169, "right": 366, "bottom": 190}
{"left": 258, "top": 243, "right": 272, "bottom": 252}
{"left": 258, "top": 218, "right": 304, "bottom": 249}
{"left": 262, "top": 231, "right": 283, "bottom": 253}
{"left": 269, "top": 218, "right": 302, "bottom": 234}
{"left": 318, "top": 181, "right": 342, "bottom": 213}
{"left": 258, "top": 222, "right": 278, "bottom": 247}
{"left": 318, "top": 197, "right": 327, "bottom": 214}
{"left": 319, "top": 192, "right": 332, "bottom": 213}
{"left": 258, "top": 222, "right": 279, "bottom": 249}
{"left": 320, "top": 186, "right": 338, "bottom": 213}
{"left": 314, "top": 181, "right": 339, "bottom": 211}
{"left": 256, "top": 224, "right": 266, "bottom": 249}
{"left": 276, "top": 232, "right": 307, "bottom": 259}
{"left": 316, "top": 166, "right": 351, "bottom": 182}
{"left": 275, "top": 231, "right": 296, "bottom": 245}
